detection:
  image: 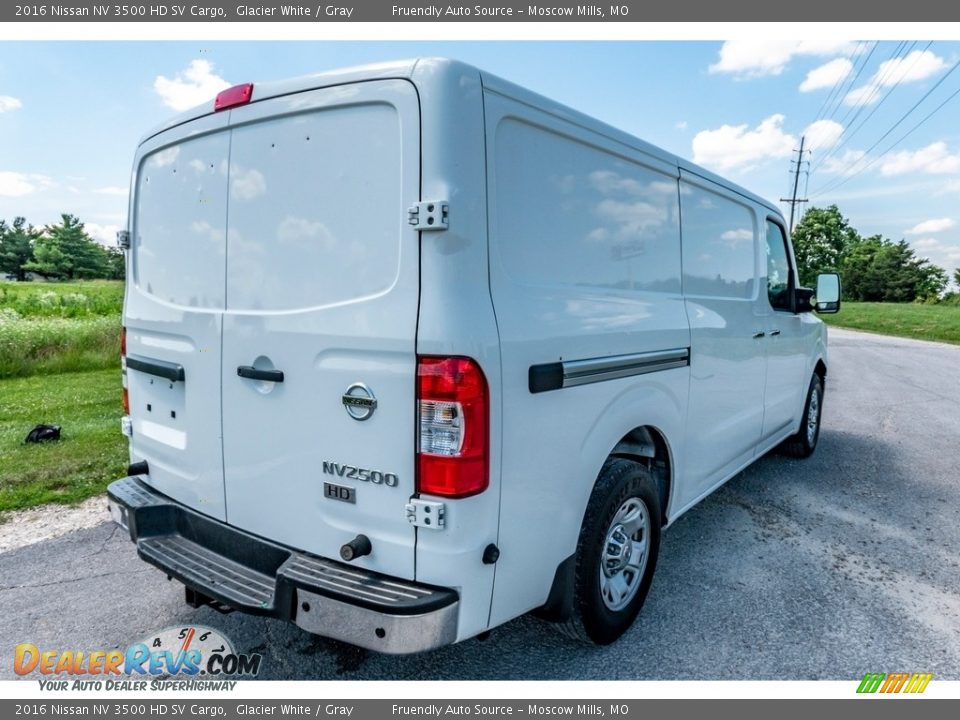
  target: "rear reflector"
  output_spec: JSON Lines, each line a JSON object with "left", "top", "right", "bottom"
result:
{"left": 417, "top": 356, "right": 489, "bottom": 499}
{"left": 214, "top": 83, "right": 254, "bottom": 112}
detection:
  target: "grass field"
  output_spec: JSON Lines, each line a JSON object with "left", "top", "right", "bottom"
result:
{"left": 0, "top": 368, "right": 126, "bottom": 514}
{"left": 821, "top": 301, "right": 960, "bottom": 345}
{"left": 0, "top": 280, "right": 122, "bottom": 378}
{"left": 0, "top": 281, "right": 126, "bottom": 517}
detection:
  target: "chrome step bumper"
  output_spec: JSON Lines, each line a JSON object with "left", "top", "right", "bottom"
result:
{"left": 107, "top": 476, "right": 459, "bottom": 654}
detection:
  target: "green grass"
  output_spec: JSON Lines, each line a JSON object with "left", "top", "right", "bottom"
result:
{"left": 821, "top": 301, "right": 960, "bottom": 345}
{"left": 0, "top": 280, "right": 123, "bottom": 318}
{"left": 0, "top": 280, "right": 122, "bottom": 378}
{"left": 0, "top": 368, "right": 127, "bottom": 515}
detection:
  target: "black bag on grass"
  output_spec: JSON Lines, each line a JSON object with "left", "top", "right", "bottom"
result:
{"left": 25, "top": 424, "right": 61, "bottom": 443}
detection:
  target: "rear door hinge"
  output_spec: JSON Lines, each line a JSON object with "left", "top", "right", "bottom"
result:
{"left": 117, "top": 230, "right": 131, "bottom": 249}
{"left": 405, "top": 498, "right": 446, "bottom": 530}
{"left": 408, "top": 201, "right": 449, "bottom": 231}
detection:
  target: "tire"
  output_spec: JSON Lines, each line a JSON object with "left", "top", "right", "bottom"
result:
{"left": 779, "top": 373, "right": 824, "bottom": 459}
{"left": 559, "top": 458, "right": 661, "bottom": 645}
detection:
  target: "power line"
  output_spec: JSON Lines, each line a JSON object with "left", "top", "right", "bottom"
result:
{"left": 814, "top": 42, "right": 880, "bottom": 128}
{"left": 812, "top": 41, "right": 929, "bottom": 174}
{"left": 808, "top": 41, "right": 874, "bottom": 128}
{"left": 810, "top": 62, "right": 960, "bottom": 198}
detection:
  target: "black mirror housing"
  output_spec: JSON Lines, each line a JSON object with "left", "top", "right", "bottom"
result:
{"left": 795, "top": 287, "right": 815, "bottom": 313}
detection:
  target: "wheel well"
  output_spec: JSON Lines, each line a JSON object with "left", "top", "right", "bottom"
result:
{"left": 815, "top": 359, "right": 827, "bottom": 385}
{"left": 610, "top": 426, "right": 672, "bottom": 526}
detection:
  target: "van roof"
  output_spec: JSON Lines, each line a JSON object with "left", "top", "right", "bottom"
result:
{"left": 141, "top": 57, "right": 783, "bottom": 218}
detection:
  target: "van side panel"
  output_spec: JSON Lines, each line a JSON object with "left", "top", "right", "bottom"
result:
{"left": 483, "top": 90, "right": 690, "bottom": 627}
{"left": 411, "top": 60, "right": 502, "bottom": 642}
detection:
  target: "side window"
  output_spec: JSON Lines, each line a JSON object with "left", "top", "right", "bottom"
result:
{"left": 765, "top": 220, "right": 793, "bottom": 312}
{"left": 680, "top": 182, "right": 756, "bottom": 299}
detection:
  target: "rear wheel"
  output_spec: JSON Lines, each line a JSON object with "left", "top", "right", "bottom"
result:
{"left": 560, "top": 458, "right": 661, "bottom": 645}
{"left": 779, "top": 373, "right": 824, "bottom": 458}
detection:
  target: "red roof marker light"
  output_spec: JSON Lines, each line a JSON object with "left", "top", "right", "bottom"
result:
{"left": 214, "top": 83, "right": 254, "bottom": 112}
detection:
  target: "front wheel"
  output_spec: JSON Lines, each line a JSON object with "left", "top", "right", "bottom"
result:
{"left": 560, "top": 458, "right": 661, "bottom": 645}
{"left": 779, "top": 373, "right": 824, "bottom": 458}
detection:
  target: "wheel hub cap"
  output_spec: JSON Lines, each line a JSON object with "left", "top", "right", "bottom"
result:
{"left": 598, "top": 497, "right": 650, "bottom": 612}
{"left": 603, "top": 525, "right": 632, "bottom": 575}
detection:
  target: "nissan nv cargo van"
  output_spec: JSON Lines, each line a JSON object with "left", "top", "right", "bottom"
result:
{"left": 108, "top": 58, "right": 842, "bottom": 653}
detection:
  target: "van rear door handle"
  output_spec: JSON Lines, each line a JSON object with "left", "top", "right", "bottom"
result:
{"left": 237, "top": 366, "right": 284, "bottom": 383}
{"left": 752, "top": 331, "right": 766, "bottom": 339}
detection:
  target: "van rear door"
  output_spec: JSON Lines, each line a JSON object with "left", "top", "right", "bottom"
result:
{"left": 219, "top": 80, "right": 421, "bottom": 580}
{"left": 127, "top": 112, "right": 232, "bottom": 521}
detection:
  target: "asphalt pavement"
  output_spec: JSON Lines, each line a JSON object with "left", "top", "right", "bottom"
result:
{"left": 2, "top": 327, "right": 959, "bottom": 680}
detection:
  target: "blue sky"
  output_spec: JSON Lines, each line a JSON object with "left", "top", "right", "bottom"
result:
{"left": 1, "top": 41, "right": 959, "bottom": 280}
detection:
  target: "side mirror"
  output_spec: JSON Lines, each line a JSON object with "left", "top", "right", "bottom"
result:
{"left": 815, "top": 273, "right": 842, "bottom": 314}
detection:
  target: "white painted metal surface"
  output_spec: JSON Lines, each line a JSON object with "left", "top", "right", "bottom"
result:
{"left": 219, "top": 80, "right": 421, "bottom": 580}
{"left": 126, "top": 110, "right": 232, "bottom": 521}
{"left": 123, "top": 57, "right": 829, "bottom": 650}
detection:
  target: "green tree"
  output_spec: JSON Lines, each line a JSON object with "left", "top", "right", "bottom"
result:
{"left": 105, "top": 246, "right": 126, "bottom": 280}
{"left": 0, "top": 216, "right": 40, "bottom": 281}
{"left": 791, "top": 205, "right": 860, "bottom": 287}
{"left": 842, "top": 235, "right": 947, "bottom": 302}
{"left": 954, "top": 268, "right": 960, "bottom": 288}
{"left": 24, "top": 214, "right": 109, "bottom": 280}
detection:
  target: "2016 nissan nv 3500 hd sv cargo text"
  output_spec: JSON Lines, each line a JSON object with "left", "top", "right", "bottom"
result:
{"left": 107, "top": 58, "right": 842, "bottom": 654}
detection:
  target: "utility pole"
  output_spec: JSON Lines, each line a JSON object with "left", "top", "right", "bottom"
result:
{"left": 781, "top": 135, "right": 809, "bottom": 233}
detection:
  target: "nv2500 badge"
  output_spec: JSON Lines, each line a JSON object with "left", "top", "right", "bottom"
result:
{"left": 322, "top": 461, "right": 399, "bottom": 488}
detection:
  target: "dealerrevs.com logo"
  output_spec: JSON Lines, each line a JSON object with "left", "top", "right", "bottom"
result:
{"left": 14, "top": 626, "right": 261, "bottom": 690}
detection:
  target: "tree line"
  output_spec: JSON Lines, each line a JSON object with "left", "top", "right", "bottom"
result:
{"left": 3, "top": 206, "right": 958, "bottom": 302}
{"left": 0, "top": 214, "right": 124, "bottom": 282}
{"left": 791, "top": 205, "right": 958, "bottom": 303}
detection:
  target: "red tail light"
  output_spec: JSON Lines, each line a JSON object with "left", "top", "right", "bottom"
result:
{"left": 416, "top": 356, "right": 489, "bottom": 498}
{"left": 214, "top": 83, "right": 254, "bottom": 112}
{"left": 121, "top": 327, "right": 129, "bottom": 414}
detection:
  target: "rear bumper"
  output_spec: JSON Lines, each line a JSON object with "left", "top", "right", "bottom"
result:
{"left": 106, "top": 477, "right": 459, "bottom": 654}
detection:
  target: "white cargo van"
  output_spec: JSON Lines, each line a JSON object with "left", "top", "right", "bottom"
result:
{"left": 108, "top": 58, "right": 842, "bottom": 653}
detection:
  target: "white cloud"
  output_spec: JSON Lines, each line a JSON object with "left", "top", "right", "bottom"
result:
{"left": 844, "top": 50, "right": 947, "bottom": 106}
{"left": 908, "top": 236, "right": 960, "bottom": 278}
{"left": 905, "top": 218, "right": 955, "bottom": 235}
{"left": 94, "top": 186, "right": 128, "bottom": 196}
{"left": 881, "top": 142, "right": 960, "bottom": 176}
{"left": 800, "top": 58, "right": 853, "bottom": 92}
{"left": 154, "top": 59, "right": 230, "bottom": 112}
{"left": 0, "top": 95, "right": 22, "bottom": 113}
{"left": 804, "top": 119, "right": 844, "bottom": 151}
{"left": 819, "top": 149, "right": 867, "bottom": 176}
{"left": 0, "top": 171, "right": 53, "bottom": 197}
{"left": 709, "top": 40, "right": 857, "bottom": 77}
{"left": 85, "top": 223, "right": 121, "bottom": 246}
{"left": 0, "top": 172, "right": 35, "bottom": 197}
{"left": 692, "top": 114, "right": 795, "bottom": 171}
{"left": 676, "top": 120, "right": 688, "bottom": 130}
